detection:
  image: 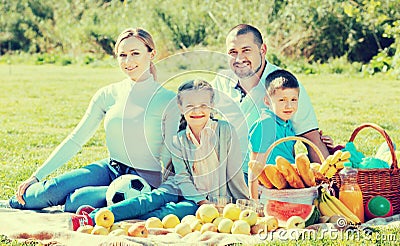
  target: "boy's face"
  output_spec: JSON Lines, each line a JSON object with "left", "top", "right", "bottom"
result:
{"left": 264, "top": 88, "right": 299, "bottom": 121}
{"left": 178, "top": 89, "right": 213, "bottom": 130}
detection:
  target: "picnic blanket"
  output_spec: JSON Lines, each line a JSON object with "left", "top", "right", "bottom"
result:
{"left": 1, "top": 204, "right": 399, "bottom": 245}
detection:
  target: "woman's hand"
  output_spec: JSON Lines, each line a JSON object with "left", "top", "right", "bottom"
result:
{"left": 16, "top": 176, "right": 38, "bottom": 205}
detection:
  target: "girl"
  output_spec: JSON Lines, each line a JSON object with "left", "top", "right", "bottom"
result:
{"left": 8, "top": 28, "right": 179, "bottom": 212}
{"left": 69, "top": 79, "right": 249, "bottom": 230}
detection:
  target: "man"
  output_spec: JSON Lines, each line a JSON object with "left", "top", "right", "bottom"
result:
{"left": 211, "top": 24, "right": 330, "bottom": 183}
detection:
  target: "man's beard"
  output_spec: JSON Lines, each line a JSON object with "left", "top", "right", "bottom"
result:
{"left": 234, "top": 54, "right": 263, "bottom": 79}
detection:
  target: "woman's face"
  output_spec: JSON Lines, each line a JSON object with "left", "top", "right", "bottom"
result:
{"left": 116, "top": 36, "right": 155, "bottom": 81}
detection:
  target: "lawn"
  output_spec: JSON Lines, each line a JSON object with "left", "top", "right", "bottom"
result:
{"left": 0, "top": 64, "right": 399, "bottom": 245}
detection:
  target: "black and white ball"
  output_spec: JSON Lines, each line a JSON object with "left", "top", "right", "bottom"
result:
{"left": 106, "top": 174, "right": 151, "bottom": 206}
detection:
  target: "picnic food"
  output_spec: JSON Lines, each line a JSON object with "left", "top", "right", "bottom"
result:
{"left": 77, "top": 225, "right": 94, "bottom": 234}
{"left": 218, "top": 218, "right": 234, "bottom": 233}
{"left": 295, "top": 153, "right": 316, "bottom": 187}
{"left": 231, "top": 220, "right": 251, "bottom": 235}
{"left": 276, "top": 156, "right": 305, "bottom": 188}
{"left": 250, "top": 216, "right": 278, "bottom": 234}
{"left": 91, "top": 225, "right": 109, "bottom": 235}
{"left": 222, "top": 203, "right": 242, "bottom": 221}
{"left": 264, "top": 200, "right": 320, "bottom": 228}
{"left": 239, "top": 209, "right": 258, "bottom": 226}
{"left": 285, "top": 216, "right": 305, "bottom": 229}
{"left": 94, "top": 208, "right": 115, "bottom": 228}
{"left": 264, "top": 165, "right": 288, "bottom": 189}
{"left": 162, "top": 214, "right": 180, "bottom": 228}
{"left": 318, "top": 189, "right": 361, "bottom": 224}
{"left": 175, "top": 222, "right": 192, "bottom": 237}
{"left": 128, "top": 223, "right": 149, "bottom": 237}
{"left": 145, "top": 217, "right": 163, "bottom": 229}
{"left": 200, "top": 223, "right": 218, "bottom": 234}
{"left": 197, "top": 204, "right": 219, "bottom": 223}
{"left": 319, "top": 150, "right": 351, "bottom": 178}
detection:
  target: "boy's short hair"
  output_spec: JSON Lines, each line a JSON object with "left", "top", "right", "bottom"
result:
{"left": 265, "top": 69, "right": 299, "bottom": 95}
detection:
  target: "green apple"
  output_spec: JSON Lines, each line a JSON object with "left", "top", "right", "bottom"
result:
{"left": 251, "top": 216, "right": 278, "bottom": 234}
{"left": 200, "top": 223, "right": 217, "bottom": 234}
{"left": 239, "top": 209, "right": 258, "bottom": 226}
{"left": 174, "top": 222, "right": 192, "bottom": 237}
{"left": 286, "top": 216, "right": 305, "bottom": 229}
{"left": 109, "top": 228, "right": 127, "bottom": 236}
{"left": 217, "top": 218, "right": 234, "bottom": 233}
{"left": 162, "top": 214, "right": 180, "bottom": 229}
{"left": 77, "top": 225, "right": 94, "bottom": 234}
{"left": 231, "top": 220, "right": 250, "bottom": 235}
{"left": 91, "top": 225, "right": 109, "bottom": 235}
{"left": 212, "top": 216, "right": 224, "bottom": 227}
{"left": 181, "top": 215, "right": 197, "bottom": 225}
{"left": 222, "top": 203, "right": 242, "bottom": 221}
{"left": 190, "top": 219, "right": 203, "bottom": 231}
{"left": 145, "top": 217, "right": 164, "bottom": 229}
{"left": 94, "top": 208, "right": 115, "bottom": 228}
{"left": 197, "top": 204, "right": 219, "bottom": 223}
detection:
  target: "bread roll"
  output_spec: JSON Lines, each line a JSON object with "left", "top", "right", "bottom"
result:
{"left": 295, "top": 153, "right": 316, "bottom": 187}
{"left": 264, "top": 165, "right": 288, "bottom": 189}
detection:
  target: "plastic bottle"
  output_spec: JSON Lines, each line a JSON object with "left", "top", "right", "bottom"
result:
{"left": 338, "top": 163, "right": 365, "bottom": 223}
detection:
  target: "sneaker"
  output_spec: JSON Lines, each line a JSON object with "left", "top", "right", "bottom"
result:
{"left": 76, "top": 205, "right": 95, "bottom": 215}
{"left": 69, "top": 213, "right": 94, "bottom": 231}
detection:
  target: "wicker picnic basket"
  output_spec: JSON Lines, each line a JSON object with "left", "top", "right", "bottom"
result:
{"left": 333, "top": 123, "right": 400, "bottom": 215}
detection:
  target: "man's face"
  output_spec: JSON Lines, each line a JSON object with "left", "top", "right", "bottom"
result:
{"left": 226, "top": 32, "right": 266, "bottom": 79}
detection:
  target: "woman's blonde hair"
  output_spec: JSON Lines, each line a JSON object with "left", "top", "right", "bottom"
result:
{"left": 114, "top": 28, "right": 155, "bottom": 55}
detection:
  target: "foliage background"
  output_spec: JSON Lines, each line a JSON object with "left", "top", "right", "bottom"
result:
{"left": 0, "top": 0, "right": 399, "bottom": 78}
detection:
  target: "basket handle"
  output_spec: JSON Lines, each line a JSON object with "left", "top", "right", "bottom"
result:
{"left": 349, "top": 123, "right": 398, "bottom": 171}
{"left": 264, "top": 136, "right": 325, "bottom": 163}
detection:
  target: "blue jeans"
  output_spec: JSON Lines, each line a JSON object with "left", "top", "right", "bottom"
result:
{"left": 9, "top": 159, "right": 132, "bottom": 212}
{"left": 89, "top": 185, "right": 198, "bottom": 222}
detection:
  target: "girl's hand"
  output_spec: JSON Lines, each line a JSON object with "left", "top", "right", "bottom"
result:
{"left": 16, "top": 176, "right": 38, "bottom": 205}
{"left": 197, "top": 200, "right": 210, "bottom": 206}
{"left": 319, "top": 130, "right": 335, "bottom": 149}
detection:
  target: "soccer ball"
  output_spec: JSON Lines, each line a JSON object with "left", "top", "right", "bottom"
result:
{"left": 106, "top": 174, "right": 151, "bottom": 206}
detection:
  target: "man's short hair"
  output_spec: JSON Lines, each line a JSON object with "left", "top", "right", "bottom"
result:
{"left": 227, "top": 24, "right": 263, "bottom": 47}
{"left": 265, "top": 69, "right": 299, "bottom": 95}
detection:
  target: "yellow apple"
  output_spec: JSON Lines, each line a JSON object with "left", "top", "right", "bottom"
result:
{"left": 212, "top": 216, "right": 224, "bottom": 227}
{"left": 109, "top": 223, "right": 122, "bottom": 232}
{"left": 174, "top": 222, "right": 192, "bottom": 237}
{"left": 239, "top": 209, "right": 258, "bottom": 226}
{"left": 197, "top": 204, "right": 219, "bottom": 223}
{"left": 200, "top": 223, "right": 218, "bottom": 234}
{"left": 119, "top": 222, "right": 135, "bottom": 233}
{"left": 231, "top": 220, "right": 250, "bottom": 235}
{"left": 162, "top": 214, "right": 180, "bottom": 229}
{"left": 217, "top": 218, "right": 234, "bottom": 233}
{"left": 190, "top": 219, "right": 203, "bottom": 231}
{"left": 109, "top": 228, "right": 127, "bottom": 236}
{"left": 145, "top": 217, "right": 164, "bottom": 229}
{"left": 94, "top": 208, "right": 114, "bottom": 228}
{"left": 222, "top": 203, "right": 241, "bottom": 221}
{"left": 77, "top": 225, "right": 94, "bottom": 234}
{"left": 181, "top": 215, "right": 197, "bottom": 225}
{"left": 91, "top": 225, "right": 109, "bottom": 235}
{"left": 286, "top": 216, "right": 305, "bottom": 229}
{"left": 128, "top": 223, "right": 149, "bottom": 238}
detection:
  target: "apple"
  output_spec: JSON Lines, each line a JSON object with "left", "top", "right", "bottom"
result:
{"left": 212, "top": 216, "right": 224, "bottom": 227}
{"left": 251, "top": 216, "right": 278, "bottom": 234}
{"left": 162, "top": 214, "right": 180, "bottom": 229}
{"left": 174, "top": 222, "right": 192, "bottom": 237}
{"left": 197, "top": 204, "right": 219, "bottom": 223}
{"left": 239, "top": 209, "right": 258, "bottom": 226}
{"left": 77, "top": 225, "right": 94, "bottom": 234}
{"left": 145, "top": 217, "right": 164, "bottom": 229}
{"left": 231, "top": 220, "right": 250, "bottom": 235}
{"left": 91, "top": 225, "right": 109, "bottom": 235}
{"left": 190, "top": 219, "right": 203, "bottom": 231}
{"left": 119, "top": 222, "right": 135, "bottom": 233}
{"left": 109, "top": 228, "right": 127, "bottom": 236}
{"left": 217, "top": 218, "right": 234, "bottom": 233}
{"left": 94, "top": 208, "right": 114, "bottom": 228}
{"left": 222, "top": 203, "right": 242, "bottom": 221}
{"left": 109, "top": 223, "right": 122, "bottom": 232}
{"left": 200, "top": 223, "right": 218, "bottom": 234}
{"left": 286, "top": 216, "right": 306, "bottom": 229}
{"left": 128, "top": 222, "right": 149, "bottom": 238}
{"left": 181, "top": 215, "right": 197, "bottom": 225}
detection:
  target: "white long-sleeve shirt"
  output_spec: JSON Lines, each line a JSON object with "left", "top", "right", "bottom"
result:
{"left": 33, "top": 76, "right": 179, "bottom": 182}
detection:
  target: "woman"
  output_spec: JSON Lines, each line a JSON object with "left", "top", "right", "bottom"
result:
{"left": 9, "top": 28, "right": 179, "bottom": 212}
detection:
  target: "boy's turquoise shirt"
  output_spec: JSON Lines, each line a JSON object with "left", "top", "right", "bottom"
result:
{"left": 248, "top": 108, "right": 296, "bottom": 164}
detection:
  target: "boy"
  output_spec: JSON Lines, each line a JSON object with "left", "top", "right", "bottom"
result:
{"left": 247, "top": 69, "right": 300, "bottom": 199}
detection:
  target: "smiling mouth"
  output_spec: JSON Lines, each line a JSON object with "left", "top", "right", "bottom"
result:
{"left": 190, "top": 115, "right": 205, "bottom": 119}
{"left": 125, "top": 66, "right": 138, "bottom": 71}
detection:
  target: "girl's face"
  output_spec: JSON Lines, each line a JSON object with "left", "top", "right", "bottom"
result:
{"left": 179, "top": 89, "right": 213, "bottom": 130}
{"left": 117, "top": 36, "right": 155, "bottom": 82}
{"left": 264, "top": 88, "right": 299, "bottom": 121}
